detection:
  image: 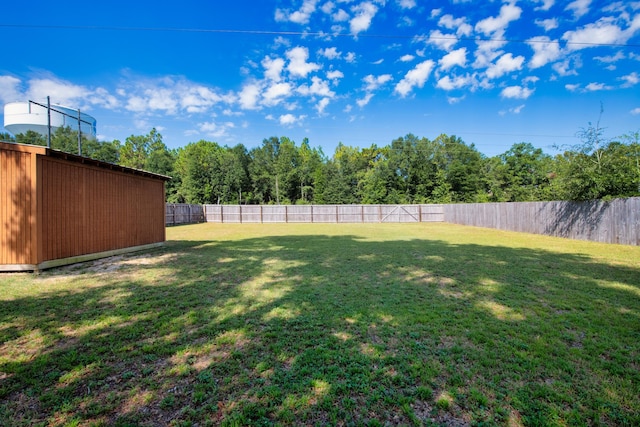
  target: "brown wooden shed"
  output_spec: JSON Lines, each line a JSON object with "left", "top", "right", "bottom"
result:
{"left": 1, "top": 141, "right": 169, "bottom": 271}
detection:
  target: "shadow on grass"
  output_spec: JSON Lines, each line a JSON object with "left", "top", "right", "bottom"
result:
{"left": 1, "top": 232, "right": 639, "bottom": 426}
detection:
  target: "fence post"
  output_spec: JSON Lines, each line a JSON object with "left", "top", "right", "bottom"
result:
{"left": 239, "top": 204, "right": 242, "bottom": 224}
{"left": 335, "top": 205, "right": 339, "bottom": 223}
{"left": 419, "top": 204, "right": 422, "bottom": 222}
{"left": 285, "top": 205, "right": 288, "bottom": 223}
{"left": 311, "top": 205, "right": 314, "bottom": 223}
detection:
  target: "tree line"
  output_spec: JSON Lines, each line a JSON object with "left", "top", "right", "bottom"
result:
{"left": 2, "top": 125, "right": 639, "bottom": 204}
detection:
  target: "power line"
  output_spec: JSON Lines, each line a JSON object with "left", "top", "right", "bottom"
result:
{"left": 1, "top": 23, "right": 639, "bottom": 49}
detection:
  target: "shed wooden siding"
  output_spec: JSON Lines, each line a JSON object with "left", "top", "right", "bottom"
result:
{"left": 38, "top": 157, "right": 166, "bottom": 262}
{"left": 1, "top": 142, "right": 167, "bottom": 270}
{"left": 0, "top": 143, "right": 42, "bottom": 265}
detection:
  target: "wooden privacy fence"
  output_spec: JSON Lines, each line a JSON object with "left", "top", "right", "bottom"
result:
{"left": 203, "top": 204, "right": 444, "bottom": 223}
{"left": 165, "top": 198, "right": 639, "bottom": 245}
{"left": 166, "top": 203, "right": 205, "bottom": 226}
{"left": 443, "top": 197, "right": 640, "bottom": 246}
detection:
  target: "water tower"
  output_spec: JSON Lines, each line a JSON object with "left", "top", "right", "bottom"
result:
{"left": 4, "top": 100, "right": 97, "bottom": 140}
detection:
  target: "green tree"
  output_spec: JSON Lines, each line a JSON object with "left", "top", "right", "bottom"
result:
{"left": 88, "top": 140, "right": 121, "bottom": 164}
{"left": 432, "top": 134, "right": 484, "bottom": 202}
{"left": 297, "top": 138, "right": 324, "bottom": 203}
{"left": 485, "top": 142, "right": 554, "bottom": 202}
{"left": 120, "top": 129, "right": 156, "bottom": 170}
{"left": 0, "top": 132, "right": 16, "bottom": 142}
{"left": 553, "top": 113, "right": 640, "bottom": 200}
{"left": 173, "top": 140, "right": 223, "bottom": 203}
{"left": 249, "top": 137, "right": 303, "bottom": 204}
{"left": 15, "top": 130, "right": 46, "bottom": 146}
{"left": 316, "top": 143, "right": 369, "bottom": 204}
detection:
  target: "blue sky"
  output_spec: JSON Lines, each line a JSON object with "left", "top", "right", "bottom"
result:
{"left": 1, "top": 0, "right": 639, "bottom": 157}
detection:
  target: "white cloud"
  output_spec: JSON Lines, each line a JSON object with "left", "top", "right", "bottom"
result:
{"left": 126, "top": 96, "right": 146, "bottom": 112}
{"left": 222, "top": 109, "right": 243, "bottom": 117}
{"left": 603, "top": 1, "right": 640, "bottom": 14}
{"left": 178, "top": 85, "right": 224, "bottom": 113}
{"left": 500, "top": 104, "right": 526, "bottom": 116}
{"left": 394, "top": 60, "right": 435, "bottom": 97}
{"left": 553, "top": 56, "right": 582, "bottom": 76}
{"left": 594, "top": 51, "right": 625, "bottom": 63}
{"left": 316, "top": 97, "right": 331, "bottom": 114}
{"left": 475, "top": 2, "right": 522, "bottom": 35}
{"left": 327, "top": 70, "right": 344, "bottom": 80}
{"left": 398, "top": 0, "right": 416, "bottom": 9}
{"left": 27, "top": 77, "right": 92, "bottom": 108}
{"left": 527, "top": 36, "right": 562, "bottom": 69}
{"left": 357, "top": 93, "right": 374, "bottom": 107}
{"left": 438, "top": 14, "right": 472, "bottom": 37}
{"left": 562, "top": 17, "right": 637, "bottom": 50}
{"left": 436, "top": 74, "right": 472, "bottom": 90}
{"left": 297, "top": 76, "right": 335, "bottom": 97}
{"left": 535, "top": 18, "right": 559, "bottom": 31}
{"left": 321, "top": 1, "right": 334, "bottom": 14}
{"left": 631, "top": 107, "right": 640, "bottom": 115}
{"left": 199, "top": 121, "right": 235, "bottom": 138}
{"left": 472, "top": 37, "right": 507, "bottom": 68}
{"left": 620, "top": 71, "right": 639, "bottom": 87}
{"left": 534, "top": 0, "right": 555, "bottom": 11}
{"left": 333, "top": 9, "right": 350, "bottom": 22}
{"left": 585, "top": 82, "right": 611, "bottom": 91}
{"left": 486, "top": 53, "right": 525, "bottom": 79}
{"left": 262, "top": 56, "right": 285, "bottom": 82}
{"left": 0, "top": 75, "right": 23, "bottom": 104}
{"left": 400, "top": 54, "right": 415, "bottom": 62}
{"left": 400, "top": 16, "right": 415, "bottom": 27}
{"left": 565, "top": 83, "right": 580, "bottom": 92}
{"left": 501, "top": 85, "right": 534, "bottom": 99}
{"left": 279, "top": 113, "right": 306, "bottom": 126}
{"left": 147, "top": 88, "right": 179, "bottom": 113}
{"left": 263, "top": 82, "right": 293, "bottom": 106}
{"left": 319, "top": 47, "right": 341, "bottom": 59}
{"left": 363, "top": 74, "right": 393, "bottom": 91}
{"left": 275, "top": 0, "right": 318, "bottom": 24}
{"left": 286, "top": 46, "right": 321, "bottom": 78}
{"left": 439, "top": 47, "right": 467, "bottom": 70}
{"left": 565, "top": 0, "right": 591, "bottom": 19}
{"left": 350, "top": 2, "right": 378, "bottom": 35}
{"left": 424, "top": 30, "right": 459, "bottom": 51}
{"left": 88, "top": 87, "right": 119, "bottom": 110}
{"left": 447, "top": 95, "right": 465, "bottom": 104}
{"left": 238, "top": 82, "right": 262, "bottom": 110}
{"left": 344, "top": 52, "right": 357, "bottom": 63}
{"left": 115, "top": 75, "right": 233, "bottom": 115}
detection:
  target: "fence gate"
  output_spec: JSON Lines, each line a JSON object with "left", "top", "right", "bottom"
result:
{"left": 380, "top": 205, "right": 420, "bottom": 223}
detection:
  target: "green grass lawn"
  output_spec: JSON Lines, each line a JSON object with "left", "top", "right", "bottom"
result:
{"left": 1, "top": 223, "right": 639, "bottom": 426}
